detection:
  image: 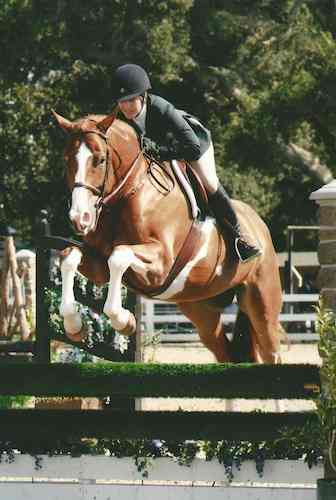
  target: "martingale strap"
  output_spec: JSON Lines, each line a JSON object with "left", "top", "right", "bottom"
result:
{"left": 123, "top": 220, "right": 203, "bottom": 297}
{"left": 100, "top": 151, "right": 143, "bottom": 207}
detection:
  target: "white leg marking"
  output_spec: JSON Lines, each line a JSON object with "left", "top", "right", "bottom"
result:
{"left": 59, "top": 248, "right": 83, "bottom": 334}
{"left": 104, "top": 247, "right": 146, "bottom": 331}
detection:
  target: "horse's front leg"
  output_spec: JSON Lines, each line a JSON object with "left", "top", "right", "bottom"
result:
{"left": 59, "top": 247, "right": 86, "bottom": 342}
{"left": 103, "top": 246, "right": 148, "bottom": 335}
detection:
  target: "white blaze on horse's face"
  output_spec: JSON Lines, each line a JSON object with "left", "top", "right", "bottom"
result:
{"left": 69, "top": 142, "right": 98, "bottom": 235}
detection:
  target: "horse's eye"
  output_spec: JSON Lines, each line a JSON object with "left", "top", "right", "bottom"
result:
{"left": 93, "top": 157, "right": 105, "bottom": 167}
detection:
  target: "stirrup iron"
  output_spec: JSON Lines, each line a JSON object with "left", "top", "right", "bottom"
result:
{"left": 234, "top": 237, "right": 262, "bottom": 263}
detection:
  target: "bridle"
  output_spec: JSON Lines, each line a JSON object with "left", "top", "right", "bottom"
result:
{"left": 71, "top": 128, "right": 143, "bottom": 229}
{"left": 72, "top": 129, "right": 111, "bottom": 198}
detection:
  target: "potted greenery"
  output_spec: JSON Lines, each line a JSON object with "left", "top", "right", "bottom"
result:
{"left": 316, "top": 303, "right": 336, "bottom": 499}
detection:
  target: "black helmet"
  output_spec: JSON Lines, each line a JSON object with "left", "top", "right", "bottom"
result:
{"left": 113, "top": 64, "right": 151, "bottom": 102}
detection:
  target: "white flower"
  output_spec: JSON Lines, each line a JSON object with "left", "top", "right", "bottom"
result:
{"left": 113, "top": 333, "right": 129, "bottom": 353}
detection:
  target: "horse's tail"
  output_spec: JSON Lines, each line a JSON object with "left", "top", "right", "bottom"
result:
{"left": 230, "top": 309, "right": 253, "bottom": 363}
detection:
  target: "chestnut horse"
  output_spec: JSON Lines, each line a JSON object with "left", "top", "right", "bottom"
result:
{"left": 53, "top": 110, "right": 284, "bottom": 363}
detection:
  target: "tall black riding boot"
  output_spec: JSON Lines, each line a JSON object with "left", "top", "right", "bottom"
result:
{"left": 208, "top": 185, "right": 262, "bottom": 263}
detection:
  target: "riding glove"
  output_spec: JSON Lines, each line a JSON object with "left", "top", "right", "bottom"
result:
{"left": 142, "top": 137, "right": 161, "bottom": 158}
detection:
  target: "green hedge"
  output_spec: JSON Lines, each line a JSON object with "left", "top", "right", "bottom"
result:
{"left": 0, "top": 362, "right": 320, "bottom": 398}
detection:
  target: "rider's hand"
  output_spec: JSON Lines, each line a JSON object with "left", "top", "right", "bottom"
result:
{"left": 142, "top": 137, "right": 161, "bottom": 158}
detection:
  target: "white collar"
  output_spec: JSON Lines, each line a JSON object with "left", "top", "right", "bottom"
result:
{"left": 133, "top": 101, "right": 147, "bottom": 133}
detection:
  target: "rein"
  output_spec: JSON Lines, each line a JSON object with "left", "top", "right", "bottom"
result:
{"left": 99, "top": 149, "right": 143, "bottom": 208}
{"left": 73, "top": 128, "right": 143, "bottom": 210}
{"left": 71, "top": 128, "right": 177, "bottom": 246}
{"left": 74, "top": 129, "right": 175, "bottom": 212}
{"left": 144, "top": 152, "right": 175, "bottom": 195}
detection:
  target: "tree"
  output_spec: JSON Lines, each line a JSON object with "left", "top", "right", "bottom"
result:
{"left": 0, "top": 0, "right": 335, "bottom": 251}
{"left": 0, "top": 0, "right": 193, "bottom": 240}
{"left": 189, "top": 0, "right": 336, "bottom": 249}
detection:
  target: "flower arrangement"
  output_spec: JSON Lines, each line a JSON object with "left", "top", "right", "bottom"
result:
{"left": 0, "top": 434, "right": 322, "bottom": 481}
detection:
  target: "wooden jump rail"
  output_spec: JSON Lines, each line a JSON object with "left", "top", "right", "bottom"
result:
{"left": 0, "top": 409, "right": 317, "bottom": 443}
{"left": 0, "top": 362, "right": 320, "bottom": 444}
{"left": 0, "top": 362, "right": 320, "bottom": 398}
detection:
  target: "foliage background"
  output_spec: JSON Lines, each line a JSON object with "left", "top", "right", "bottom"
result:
{"left": 1, "top": 0, "right": 335, "bottom": 251}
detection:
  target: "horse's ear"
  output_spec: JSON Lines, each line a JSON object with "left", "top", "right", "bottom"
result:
{"left": 97, "top": 106, "right": 119, "bottom": 133}
{"left": 51, "top": 109, "right": 75, "bottom": 133}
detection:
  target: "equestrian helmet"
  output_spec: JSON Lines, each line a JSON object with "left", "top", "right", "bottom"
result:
{"left": 113, "top": 64, "right": 151, "bottom": 102}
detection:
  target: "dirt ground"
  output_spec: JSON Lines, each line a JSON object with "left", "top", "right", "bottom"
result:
{"left": 138, "top": 342, "right": 320, "bottom": 412}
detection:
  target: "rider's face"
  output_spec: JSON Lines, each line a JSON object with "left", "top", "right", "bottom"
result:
{"left": 118, "top": 96, "right": 143, "bottom": 120}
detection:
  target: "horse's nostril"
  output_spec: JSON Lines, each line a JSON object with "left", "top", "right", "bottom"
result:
{"left": 82, "top": 212, "right": 91, "bottom": 223}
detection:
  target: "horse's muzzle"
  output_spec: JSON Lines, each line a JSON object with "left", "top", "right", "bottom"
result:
{"left": 69, "top": 210, "right": 93, "bottom": 235}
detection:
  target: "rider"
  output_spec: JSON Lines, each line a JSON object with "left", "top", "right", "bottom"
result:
{"left": 113, "top": 63, "right": 262, "bottom": 263}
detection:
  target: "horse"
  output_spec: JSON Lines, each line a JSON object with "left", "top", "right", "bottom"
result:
{"left": 52, "top": 109, "right": 284, "bottom": 364}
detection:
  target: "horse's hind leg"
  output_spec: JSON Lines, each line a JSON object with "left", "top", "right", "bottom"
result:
{"left": 178, "top": 301, "right": 232, "bottom": 362}
{"left": 241, "top": 271, "right": 283, "bottom": 364}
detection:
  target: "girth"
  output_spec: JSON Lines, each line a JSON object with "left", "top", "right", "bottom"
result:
{"left": 123, "top": 220, "right": 203, "bottom": 298}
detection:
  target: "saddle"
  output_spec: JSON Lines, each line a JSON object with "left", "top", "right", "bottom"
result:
{"left": 145, "top": 155, "right": 209, "bottom": 220}
{"left": 170, "top": 160, "right": 209, "bottom": 221}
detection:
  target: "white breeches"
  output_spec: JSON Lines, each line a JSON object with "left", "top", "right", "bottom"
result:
{"left": 190, "top": 142, "right": 219, "bottom": 194}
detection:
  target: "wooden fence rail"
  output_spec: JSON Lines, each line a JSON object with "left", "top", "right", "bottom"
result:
{"left": 0, "top": 362, "right": 320, "bottom": 444}
{"left": 0, "top": 409, "right": 318, "bottom": 443}
{"left": 141, "top": 294, "right": 319, "bottom": 342}
{"left": 0, "top": 362, "right": 320, "bottom": 399}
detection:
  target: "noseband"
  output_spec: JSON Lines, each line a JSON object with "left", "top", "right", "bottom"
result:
{"left": 71, "top": 128, "right": 143, "bottom": 219}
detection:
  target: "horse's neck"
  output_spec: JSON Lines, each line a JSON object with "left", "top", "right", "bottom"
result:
{"left": 108, "top": 124, "right": 141, "bottom": 180}
{"left": 107, "top": 121, "right": 191, "bottom": 228}
{"left": 109, "top": 120, "right": 139, "bottom": 153}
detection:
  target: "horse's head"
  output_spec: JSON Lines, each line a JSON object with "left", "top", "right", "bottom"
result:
{"left": 53, "top": 110, "right": 140, "bottom": 235}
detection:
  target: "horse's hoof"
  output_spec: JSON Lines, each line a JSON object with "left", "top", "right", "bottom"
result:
{"left": 119, "top": 313, "right": 136, "bottom": 336}
{"left": 65, "top": 324, "right": 87, "bottom": 343}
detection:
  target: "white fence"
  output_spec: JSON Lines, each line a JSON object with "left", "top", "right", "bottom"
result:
{"left": 0, "top": 455, "right": 322, "bottom": 500}
{"left": 141, "top": 294, "right": 319, "bottom": 343}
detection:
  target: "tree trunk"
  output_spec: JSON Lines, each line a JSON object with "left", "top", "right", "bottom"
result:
{"left": 279, "top": 140, "right": 334, "bottom": 185}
